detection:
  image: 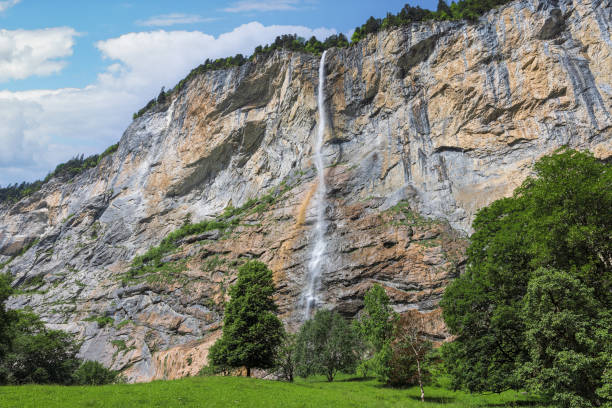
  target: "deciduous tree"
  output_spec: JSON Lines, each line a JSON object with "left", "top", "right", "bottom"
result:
{"left": 441, "top": 148, "right": 611, "bottom": 406}
{"left": 295, "top": 309, "right": 360, "bottom": 381}
{"left": 208, "top": 261, "right": 284, "bottom": 377}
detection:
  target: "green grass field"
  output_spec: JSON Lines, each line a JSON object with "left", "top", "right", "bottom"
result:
{"left": 0, "top": 375, "right": 547, "bottom": 408}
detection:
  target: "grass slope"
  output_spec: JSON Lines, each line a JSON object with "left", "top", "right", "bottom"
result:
{"left": 0, "top": 375, "right": 547, "bottom": 408}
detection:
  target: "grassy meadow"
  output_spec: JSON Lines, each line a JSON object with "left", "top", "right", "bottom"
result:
{"left": 0, "top": 375, "right": 547, "bottom": 408}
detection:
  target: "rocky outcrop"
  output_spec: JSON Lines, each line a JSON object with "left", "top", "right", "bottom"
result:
{"left": 0, "top": 0, "right": 610, "bottom": 382}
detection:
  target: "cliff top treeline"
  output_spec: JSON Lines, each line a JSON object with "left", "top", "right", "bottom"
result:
{"left": 133, "top": 0, "right": 512, "bottom": 119}
{"left": 0, "top": 144, "right": 118, "bottom": 205}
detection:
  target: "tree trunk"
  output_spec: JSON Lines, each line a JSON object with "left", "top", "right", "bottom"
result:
{"left": 246, "top": 366, "right": 251, "bottom": 377}
{"left": 416, "top": 359, "right": 424, "bottom": 402}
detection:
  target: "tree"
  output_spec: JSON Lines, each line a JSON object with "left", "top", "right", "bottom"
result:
{"left": 208, "top": 261, "right": 284, "bottom": 377}
{"left": 354, "top": 284, "right": 398, "bottom": 381}
{"left": 157, "top": 86, "right": 166, "bottom": 104}
{"left": 295, "top": 309, "right": 361, "bottom": 382}
{"left": 436, "top": 0, "right": 452, "bottom": 15}
{"left": 0, "top": 274, "right": 15, "bottom": 360}
{"left": 1, "top": 309, "right": 81, "bottom": 385}
{"left": 274, "top": 332, "right": 297, "bottom": 382}
{"left": 520, "top": 268, "right": 610, "bottom": 408}
{"left": 441, "top": 148, "right": 611, "bottom": 406}
{"left": 73, "top": 360, "right": 118, "bottom": 385}
{"left": 388, "top": 312, "right": 432, "bottom": 401}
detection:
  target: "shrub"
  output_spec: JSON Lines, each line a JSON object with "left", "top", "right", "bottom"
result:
{"left": 387, "top": 312, "right": 432, "bottom": 401}
{"left": 1, "top": 311, "right": 81, "bottom": 385}
{"left": 73, "top": 360, "right": 118, "bottom": 385}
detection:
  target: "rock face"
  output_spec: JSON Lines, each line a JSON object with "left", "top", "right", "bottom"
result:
{"left": 0, "top": 0, "right": 610, "bottom": 382}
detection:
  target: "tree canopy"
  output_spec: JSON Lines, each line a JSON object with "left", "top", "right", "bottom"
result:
{"left": 0, "top": 273, "right": 117, "bottom": 385}
{"left": 354, "top": 284, "right": 397, "bottom": 382}
{"left": 208, "top": 261, "right": 284, "bottom": 377}
{"left": 295, "top": 309, "right": 361, "bottom": 382}
{"left": 440, "top": 148, "right": 611, "bottom": 407}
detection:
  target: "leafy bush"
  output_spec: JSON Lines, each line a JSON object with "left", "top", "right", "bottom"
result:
{"left": 386, "top": 312, "right": 432, "bottom": 401}
{"left": 83, "top": 315, "right": 115, "bottom": 328}
{"left": 73, "top": 361, "right": 118, "bottom": 385}
{"left": 0, "top": 273, "right": 120, "bottom": 386}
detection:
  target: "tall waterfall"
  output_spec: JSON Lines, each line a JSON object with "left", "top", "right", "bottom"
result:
{"left": 303, "top": 50, "right": 328, "bottom": 320}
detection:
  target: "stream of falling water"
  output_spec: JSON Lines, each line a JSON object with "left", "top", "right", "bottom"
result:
{"left": 303, "top": 50, "right": 328, "bottom": 320}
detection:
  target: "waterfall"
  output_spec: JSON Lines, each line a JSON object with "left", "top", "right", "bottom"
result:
{"left": 303, "top": 50, "right": 328, "bottom": 320}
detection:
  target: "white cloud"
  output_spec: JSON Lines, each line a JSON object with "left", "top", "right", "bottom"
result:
{"left": 0, "top": 0, "right": 21, "bottom": 12}
{"left": 136, "top": 13, "right": 217, "bottom": 27}
{"left": 0, "top": 22, "right": 336, "bottom": 185}
{"left": 223, "top": 0, "right": 301, "bottom": 13}
{"left": 0, "top": 98, "right": 41, "bottom": 166}
{"left": 0, "top": 27, "right": 78, "bottom": 82}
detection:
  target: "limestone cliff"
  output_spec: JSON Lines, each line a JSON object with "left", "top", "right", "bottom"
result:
{"left": 0, "top": 0, "right": 610, "bottom": 382}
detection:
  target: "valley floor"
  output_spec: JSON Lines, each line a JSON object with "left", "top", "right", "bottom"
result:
{"left": 0, "top": 375, "right": 548, "bottom": 408}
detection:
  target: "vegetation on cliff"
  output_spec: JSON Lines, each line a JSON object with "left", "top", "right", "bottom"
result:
{"left": 0, "top": 143, "right": 118, "bottom": 205}
{"left": 125, "top": 181, "right": 292, "bottom": 283}
{"left": 441, "top": 148, "right": 612, "bottom": 407}
{"left": 351, "top": 0, "right": 513, "bottom": 42}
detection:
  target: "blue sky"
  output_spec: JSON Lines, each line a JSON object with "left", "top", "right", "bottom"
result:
{"left": 0, "top": 0, "right": 437, "bottom": 185}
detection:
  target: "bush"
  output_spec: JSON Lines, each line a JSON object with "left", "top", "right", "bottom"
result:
{"left": 387, "top": 312, "right": 432, "bottom": 401}
{"left": 0, "top": 273, "right": 111, "bottom": 386}
{"left": 73, "top": 361, "right": 118, "bottom": 385}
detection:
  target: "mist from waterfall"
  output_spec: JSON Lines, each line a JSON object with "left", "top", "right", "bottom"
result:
{"left": 302, "top": 50, "right": 328, "bottom": 320}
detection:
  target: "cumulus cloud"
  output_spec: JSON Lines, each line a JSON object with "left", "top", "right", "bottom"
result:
{"left": 0, "top": 0, "right": 21, "bottom": 12}
{"left": 0, "top": 27, "right": 78, "bottom": 82}
{"left": 95, "top": 22, "right": 335, "bottom": 93}
{"left": 0, "top": 22, "right": 336, "bottom": 185}
{"left": 222, "top": 0, "right": 301, "bottom": 13}
{"left": 136, "top": 13, "right": 217, "bottom": 27}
